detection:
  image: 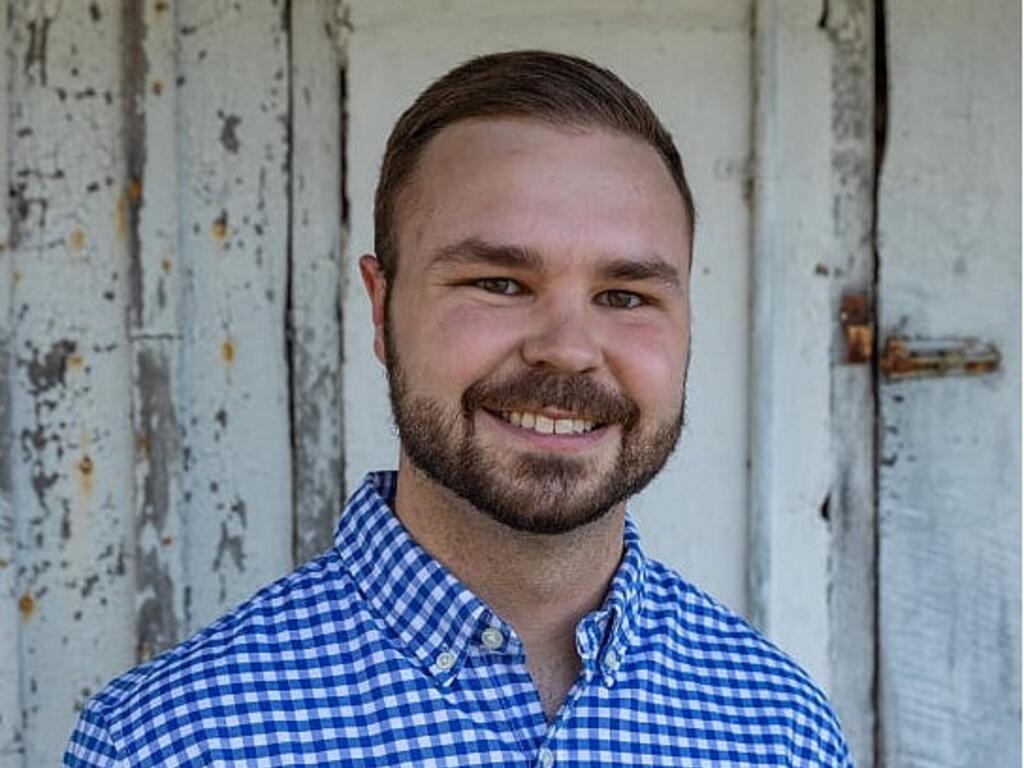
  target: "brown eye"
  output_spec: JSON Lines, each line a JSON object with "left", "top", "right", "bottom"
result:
{"left": 597, "top": 290, "right": 645, "bottom": 309}
{"left": 474, "top": 277, "right": 523, "bottom": 295}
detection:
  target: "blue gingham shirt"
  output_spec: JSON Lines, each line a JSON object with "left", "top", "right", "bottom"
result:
{"left": 66, "top": 471, "right": 852, "bottom": 766}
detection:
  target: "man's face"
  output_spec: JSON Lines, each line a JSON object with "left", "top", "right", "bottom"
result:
{"left": 362, "top": 118, "right": 691, "bottom": 534}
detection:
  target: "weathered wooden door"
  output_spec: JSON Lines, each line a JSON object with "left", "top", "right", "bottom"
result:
{"left": 0, "top": 1, "right": 1017, "bottom": 767}
{"left": 875, "top": 1, "right": 1021, "bottom": 765}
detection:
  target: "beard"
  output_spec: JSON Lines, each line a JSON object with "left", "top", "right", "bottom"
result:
{"left": 384, "top": 328, "right": 685, "bottom": 535}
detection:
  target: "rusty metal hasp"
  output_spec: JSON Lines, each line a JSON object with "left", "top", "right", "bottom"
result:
{"left": 879, "top": 337, "right": 1001, "bottom": 380}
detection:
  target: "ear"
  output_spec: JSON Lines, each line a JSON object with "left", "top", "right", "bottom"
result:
{"left": 359, "top": 254, "right": 388, "bottom": 365}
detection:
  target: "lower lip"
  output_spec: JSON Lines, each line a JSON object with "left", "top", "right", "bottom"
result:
{"left": 481, "top": 410, "right": 612, "bottom": 452}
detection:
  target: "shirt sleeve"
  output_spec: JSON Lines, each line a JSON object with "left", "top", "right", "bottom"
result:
{"left": 63, "top": 701, "right": 127, "bottom": 768}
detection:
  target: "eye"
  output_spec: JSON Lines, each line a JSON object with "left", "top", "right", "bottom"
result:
{"left": 596, "top": 290, "right": 646, "bottom": 309}
{"left": 473, "top": 277, "right": 523, "bottom": 296}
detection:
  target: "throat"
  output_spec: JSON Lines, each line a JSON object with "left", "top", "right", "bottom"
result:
{"left": 527, "top": 643, "right": 582, "bottom": 722}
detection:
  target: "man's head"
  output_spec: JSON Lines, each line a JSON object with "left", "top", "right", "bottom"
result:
{"left": 374, "top": 50, "right": 695, "bottom": 280}
{"left": 361, "top": 51, "right": 694, "bottom": 534}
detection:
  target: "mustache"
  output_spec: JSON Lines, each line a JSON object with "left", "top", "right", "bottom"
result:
{"left": 461, "top": 369, "right": 640, "bottom": 429}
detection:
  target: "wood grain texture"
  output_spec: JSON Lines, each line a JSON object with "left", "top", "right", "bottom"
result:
{"left": 823, "top": 1, "right": 877, "bottom": 765}
{"left": 289, "top": 0, "right": 344, "bottom": 564}
{"left": 131, "top": 0, "right": 186, "bottom": 663}
{"left": 175, "top": 0, "right": 293, "bottom": 633}
{"left": 0, "top": 2, "right": 19, "bottom": 761}
{"left": 877, "top": 1, "right": 1021, "bottom": 765}
{"left": 748, "top": 0, "right": 835, "bottom": 688}
{"left": 7, "top": 2, "right": 137, "bottom": 763}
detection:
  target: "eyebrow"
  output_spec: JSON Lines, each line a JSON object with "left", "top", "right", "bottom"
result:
{"left": 598, "top": 257, "right": 681, "bottom": 289}
{"left": 428, "top": 238, "right": 544, "bottom": 272}
{"left": 428, "top": 237, "right": 681, "bottom": 289}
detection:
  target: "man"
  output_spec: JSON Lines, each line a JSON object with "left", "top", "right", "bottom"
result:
{"left": 66, "top": 51, "right": 851, "bottom": 766}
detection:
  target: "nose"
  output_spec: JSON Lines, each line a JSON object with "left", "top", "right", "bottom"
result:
{"left": 520, "top": 302, "right": 603, "bottom": 374}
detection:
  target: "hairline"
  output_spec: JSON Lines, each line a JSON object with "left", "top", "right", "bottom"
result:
{"left": 385, "top": 113, "right": 694, "bottom": 280}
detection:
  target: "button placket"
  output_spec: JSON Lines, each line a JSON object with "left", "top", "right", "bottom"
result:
{"left": 537, "top": 746, "right": 555, "bottom": 768}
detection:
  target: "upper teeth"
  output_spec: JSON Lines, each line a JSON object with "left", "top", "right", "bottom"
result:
{"left": 501, "top": 410, "right": 596, "bottom": 435}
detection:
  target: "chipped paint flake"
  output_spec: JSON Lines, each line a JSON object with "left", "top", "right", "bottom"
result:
{"left": 220, "top": 338, "right": 235, "bottom": 365}
{"left": 18, "top": 593, "right": 34, "bottom": 621}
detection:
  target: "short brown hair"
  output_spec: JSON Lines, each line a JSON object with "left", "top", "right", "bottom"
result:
{"left": 374, "top": 50, "right": 695, "bottom": 277}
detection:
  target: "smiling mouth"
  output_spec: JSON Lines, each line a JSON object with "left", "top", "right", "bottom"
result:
{"left": 485, "top": 407, "right": 603, "bottom": 436}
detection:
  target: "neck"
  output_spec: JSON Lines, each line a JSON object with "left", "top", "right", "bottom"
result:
{"left": 391, "top": 455, "right": 626, "bottom": 716}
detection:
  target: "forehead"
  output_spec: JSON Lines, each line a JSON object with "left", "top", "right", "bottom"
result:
{"left": 394, "top": 117, "right": 690, "bottom": 275}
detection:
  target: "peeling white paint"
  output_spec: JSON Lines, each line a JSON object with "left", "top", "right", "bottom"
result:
{"left": 7, "top": 3, "right": 137, "bottom": 764}
{"left": 749, "top": 0, "right": 834, "bottom": 688}
{"left": 877, "top": 1, "right": 1021, "bottom": 764}
{"left": 131, "top": 0, "right": 186, "bottom": 666}
{"left": 175, "top": 0, "right": 293, "bottom": 633}
{"left": 824, "top": 2, "right": 878, "bottom": 764}
{"left": 0, "top": 4, "right": 1016, "bottom": 768}
{"left": 0, "top": 3, "right": 20, "bottom": 762}
{"left": 289, "top": 0, "right": 344, "bottom": 563}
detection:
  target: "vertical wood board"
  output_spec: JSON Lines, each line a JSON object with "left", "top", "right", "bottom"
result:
{"left": 7, "top": 3, "right": 137, "bottom": 764}
{"left": 175, "top": 0, "right": 293, "bottom": 632}
{"left": 289, "top": 0, "right": 344, "bottom": 563}
{"left": 823, "top": 0, "right": 877, "bottom": 764}
{"left": 0, "top": 1, "right": 18, "bottom": 761}
{"left": 877, "top": 1, "right": 1021, "bottom": 765}
{"left": 749, "top": 0, "right": 836, "bottom": 687}
{"left": 131, "top": 0, "right": 187, "bottom": 663}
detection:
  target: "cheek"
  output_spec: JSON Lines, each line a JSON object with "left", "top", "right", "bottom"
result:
{"left": 605, "top": 320, "right": 687, "bottom": 410}
{"left": 397, "top": 301, "right": 523, "bottom": 392}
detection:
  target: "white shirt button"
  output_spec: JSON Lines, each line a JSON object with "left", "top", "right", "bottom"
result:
{"left": 538, "top": 746, "right": 555, "bottom": 768}
{"left": 481, "top": 627, "right": 504, "bottom": 651}
{"left": 605, "top": 650, "right": 620, "bottom": 670}
{"left": 435, "top": 650, "right": 456, "bottom": 672}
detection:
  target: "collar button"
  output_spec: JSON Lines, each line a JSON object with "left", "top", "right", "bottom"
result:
{"left": 434, "top": 650, "right": 456, "bottom": 672}
{"left": 481, "top": 627, "right": 504, "bottom": 651}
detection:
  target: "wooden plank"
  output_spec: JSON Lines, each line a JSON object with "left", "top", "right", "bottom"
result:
{"left": 0, "top": 0, "right": 21, "bottom": 762}
{"left": 176, "top": 0, "right": 293, "bottom": 631}
{"left": 748, "top": 0, "right": 835, "bottom": 686}
{"left": 289, "top": 0, "right": 344, "bottom": 563}
{"left": 822, "top": 1, "right": 877, "bottom": 765}
{"left": 877, "top": 1, "right": 1021, "bottom": 765}
{"left": 7, "top": 3, "right": 137, "bottom": 764}
{"left": 131, "top": 0, "right": 187, "bottom": 662}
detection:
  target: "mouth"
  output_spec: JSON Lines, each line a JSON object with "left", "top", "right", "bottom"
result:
{"left": 483, "top": 406, "right": 604, "bottom": 436}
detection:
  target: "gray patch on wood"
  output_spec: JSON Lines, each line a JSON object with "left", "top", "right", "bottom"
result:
{"left": 292, "top": 351, "right": 342, "bottom": 558}
{"left": 137, "top": 350, "right": 178, "bottom": 537}
{"left": 135, "top": 349, "right": 181, "bottom": 657}
{"left": 22, "top": 338, "right": 75, "bottom": 396}
{"left": 0, "top": 338, "right": 11, "bottom": 500}
{"left": 17, "top": 340, "right": 77, "bottom": 516}
{"left": 23, "top": 12, "right": 52, "bottom": 87}
{"left": 121, "top": 0, "right": 147, "bottom": 326}
{"left": 218, "top": 112, "right": 241, "bottom": 153}
{"left": 135, "top": 551, "right": 178, "bottom": 661}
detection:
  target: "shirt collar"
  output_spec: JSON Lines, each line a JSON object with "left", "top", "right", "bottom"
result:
{"left": 335, "top": 471, "right": 648, "bottom": 687}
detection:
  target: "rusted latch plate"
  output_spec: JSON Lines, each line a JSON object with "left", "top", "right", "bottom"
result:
{"left": 879, "top": 337, "right": 1001, "bottom": 380}
{"left": 840, "top": 294, "right": 873, "bottom": 364}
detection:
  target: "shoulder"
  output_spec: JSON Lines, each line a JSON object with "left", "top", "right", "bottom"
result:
{"left": 637, "top": 558, "right": 852, "bottom": 766}
{"left": 67, "top": 550, "right": 368, "bottom": 763}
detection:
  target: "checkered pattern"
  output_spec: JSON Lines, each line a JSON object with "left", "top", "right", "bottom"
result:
{"left": 65, "top": 471, "right": 852, "bottom": 767}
